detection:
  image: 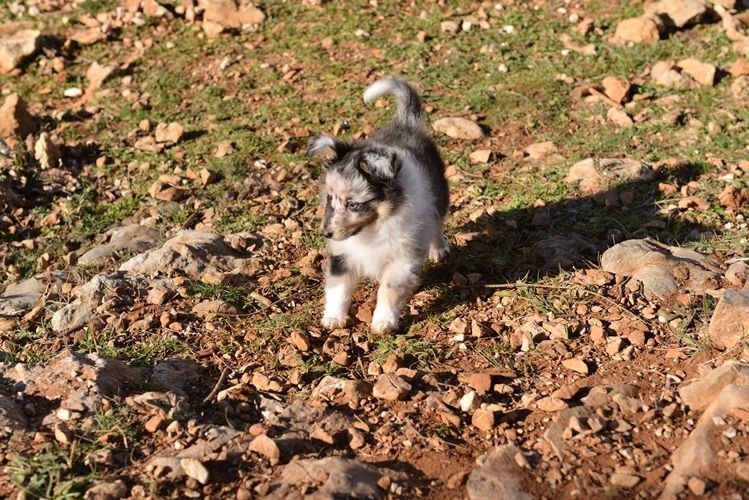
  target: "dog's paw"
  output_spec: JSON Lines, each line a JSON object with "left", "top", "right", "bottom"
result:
{"left": 428, "top": 244, "right": 449, "bottom": 263}
{"left": 371, "top": 309, "right": 399, "bottom": 335}
{"left": 321, "top": 315, "right": 349, "bottom": 330}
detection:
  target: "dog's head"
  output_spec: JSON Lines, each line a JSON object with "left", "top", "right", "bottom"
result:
{"left": 307, "top": 135, "right": 404, "bottom": 241}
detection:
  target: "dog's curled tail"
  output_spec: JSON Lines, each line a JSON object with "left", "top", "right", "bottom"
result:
{"left": 363, "top": 77, "right": 422, "bottom": 129}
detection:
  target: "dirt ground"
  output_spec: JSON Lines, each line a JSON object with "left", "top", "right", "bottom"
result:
{"left": 2, "top": 0, "right": 749, "bottom": 498}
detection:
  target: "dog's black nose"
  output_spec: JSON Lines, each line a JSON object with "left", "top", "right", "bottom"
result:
{"left": 323, "top": 230, "right": 333, "bottom": 239}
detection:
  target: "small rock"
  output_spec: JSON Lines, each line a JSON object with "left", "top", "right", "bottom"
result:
{"left": 85, "top": 61, "right": 114, "bottom": 93}
{"left": 289, "top": 330, "right": 310, "bottom": 352}
{"left": 249, "top": 434, "right": 280, "bottom": 465}
{"left": 180, "top": 458, "right": 209, "bottom": 485}
{"left": 372, "top": 374, "right": 411, "bottom": 401}
{"left": 446, "top": 471, "right": 469, "bottom": 490}
{"left": 460, "top": 390, "right": 478, "bottom": 412}
{"left": 34, "top": 132, "right": 61, "bottom": 169}
{"left": 535, "top": 396, "right": 568, "bottom": 412}
{"left": 432, "top": 117, "right": 484, "bottom": 140}
{"left": 440, "top": 21, "right": 460, "bottom": 34}
{"left": 199, "top": 0, "right": 265, "bottom": 28}
{"left": 0, "top": 29, "right": 39, "bottom": 74}
{"left": 606, "top": 337, "right": 626, "bottom": 355}
{"left": 607, "top": 107, "right": 634, "bottom": 128}
{"left": 687, "top": 476, "right": 707, "bottom": 495}
{"left": 348, "top": 429, "right": 365, "bottom": 449}
{"left": 0, "top": 93, "right": 36, "bottom": 141}
{"left": 469, "top": 149, "right": 492, "bottom": 164}
{"left": 145, "top": 415, "right": 164, "bottom": 433}
{"left": 602, "top": 76, "right": 631, "bottom": 104}
{"left": 708, "top": 289, "right": 749, "bottom": 349}
{"left": 610, "top": 472, "right": 641, "bottom": 488}
{"left": 678, "top": 58, "right": 716, "bottom": 86}
{"left": 155, "top": 122, "right": 184, "bottom": 144}
{"left": 651, "top": 61, "right": 691, "bottom": 89}
{"left": 462, "top": 373, "right": 492, "bottom": 395}
{"left": 523, "top": 141, "right": 557, "bottom": 160}
{"left": 729, "top": 59, "right": 749, "bottom": 77}
{"left": 471, "top": 408, "right": 495, "bottom": 431}
{"left": 562, "top": 358, "right": 589, "bottom": 375}
{"left": 54, "top": 423, "right": 72, "bottom": 444}
{"left": 83, "top": 479, "right": 128, "bottom": 500}
{"left": 64, "top": 87, "right": 83, "bottom": 98}
{"left": 449, "top": 317, "right": 469, "bottom": 335}
{"left": 612, "top": 16, "right": 662, "bottom": 44}
{"left": 213, "top": 139, "right": 234, "bottom": 157}
{"left": 310, "top": 427, "right": 335, "bottom": 445}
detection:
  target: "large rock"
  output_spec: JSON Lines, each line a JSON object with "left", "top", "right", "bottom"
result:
{"left": 119, "top": 230, "right": 265, "bottom": 281}
{"left": 644, "top": 0, "right": 707, "bottom": 29}
{"left": 79, "top": 224, "right": 162, "bottom": 266}
{"left": 2, "top": 350, "right": 146, "bottom": 425}
{"left": 708, "top": 289, "right": 749, "bottom": 349}
{"left": 662, "top": 363, "right": 749, "bottom": 499}
{"left": 601, "top": 239, "right": 721, "bottom": 299}
{"left": 269, "top": 457, "right": 384, "bottom": 499}
{"left": 198, "top": 0, "right": 265, "bottom": 28}
{"left": 0, "top": 93, "right": 36, "bottom": 141}
{"left": 0, "top": 28, "right": 39, "bottom": 74}
{"left": 466, "top": 445, "right": 533, "bottom": 500}
{"left": 0, "top": 276, "right": 47, "bottom": 316}
{"left": 564, "top": 158, "right": 655, "bottom": 194}
{"left": 51, "top": 272, "right": 148, "bottom": 334}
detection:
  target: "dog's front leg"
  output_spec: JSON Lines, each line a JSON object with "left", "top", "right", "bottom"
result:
{"left": 322, "top": 254, "right": 357, "bottom": 329}
{"left": 371, "top": 261, "right": 420, "bottom": 335}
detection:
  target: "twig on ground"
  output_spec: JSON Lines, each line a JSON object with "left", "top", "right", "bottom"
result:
{"left": 202, "top": 366, "right": 230, "bottom": 404}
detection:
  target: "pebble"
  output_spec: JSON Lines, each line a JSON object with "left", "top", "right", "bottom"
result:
{"left": 609, "top": 472, "right": 641, "bottom": 488}
{"left": 181, "top": 458, "right": 209, "bottom": 485}
{"left": 562, "top": 357, "right": 589, "bottom": 375}
{"left": 64, "top": 87, "right": 83, "bottom": 97}
{"left": 687, "top": 476, "right": 707, "bottom": 495}
{"left": 248, "top": 434, "right": 281, "bottom": 465}
{"left": 471, "top": 408, "right": 495, "bottom": 431}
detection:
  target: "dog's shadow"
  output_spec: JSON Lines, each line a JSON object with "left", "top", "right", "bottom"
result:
{"left": 402, "top": 159, "right": 716, "bottom": 331}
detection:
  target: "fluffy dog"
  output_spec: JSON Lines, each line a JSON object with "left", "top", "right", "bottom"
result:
{"left": 307, "top": 77, "right": 449, "bottom": 334}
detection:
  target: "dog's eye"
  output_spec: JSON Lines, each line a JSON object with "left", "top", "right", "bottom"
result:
{"left": 346, "top": 200, "right": 364, "bottom": 212}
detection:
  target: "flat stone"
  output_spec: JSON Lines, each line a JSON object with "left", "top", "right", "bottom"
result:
{"left": 180, "top": 458, "right": 209, "bottom": 484}
{"left": 119, "top": 230, "right": 266, "bottom": 281}
{"left": 0, "top": 276, "right": 47, "bottom": 316}
{"left": 460, "top": 373, "right": 492, "bottom": 394}
{"left": 79, "top": 224, "right": 161, "bottom": 266}
{"left": 562, "top": 358, "right": 589, "bottom": 375}
{"left": 710, "top": 290, "right": 749, "bottom": 350}
{"left": 154, "top": 122, "right": 184, "bottom": 144}
{"left": 601, "top": 238, "right": 721, "bottom": 299}
{"left": 610, "top": 472, "right": 641, "bottom": 488}
{"left": 432, "top": 117, "right": 484, "bottom": 140}
{"left": 564, "top": 158, "right": 654, "bottom": 194}
{"left": 729, "top": 59, "right": 749, "bottom": 77}
{"left": 0, "top": 28, "right": 39, "bottom": 74}
{"left": 466, "top": 445, "right": 532, "bottom": 500}
{"left": 372, "top": 374, "right": 411, "bottom": 401}
{"left": 607, "top": 107, "right": 634, "bottom": 128}
{"left": 536, "top": 396, "right": 568, "bottom": 412}
{"left": 523, "top": 141, "right": 558, "bottom": 160}
{"left": 271, "top": 457, "right": 382, "bottom": 499}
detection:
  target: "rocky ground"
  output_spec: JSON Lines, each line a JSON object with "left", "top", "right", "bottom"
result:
{"left": 2, "top": 0, "right": 749, "bottom": 498}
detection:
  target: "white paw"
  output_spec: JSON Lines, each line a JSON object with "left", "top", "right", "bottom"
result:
{"left": 371, "top": 309, "right": 399, "bottom": 335}
{"left": 321, "top": 315, "right": 349, "bottom": 329}
{"left": 428, "top": 244, "right": 449, "bottom": 263}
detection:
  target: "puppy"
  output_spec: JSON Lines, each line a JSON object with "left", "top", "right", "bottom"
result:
{"left": 307, "top": 77, "right": 449, "bottom": 335}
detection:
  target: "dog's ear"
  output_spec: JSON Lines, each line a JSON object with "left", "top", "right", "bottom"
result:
{"left": 307, "top": 135, "right": 350, "bottom": 162}
{"left": 357, "top": 150, "right": 402, "bottom": 182}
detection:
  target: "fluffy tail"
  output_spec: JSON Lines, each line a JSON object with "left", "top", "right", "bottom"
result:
{"left": 363, "top": 77, "right": 423, "bottom": 129}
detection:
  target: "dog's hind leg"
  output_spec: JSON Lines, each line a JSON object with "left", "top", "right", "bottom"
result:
{"left": 322, "top": 254, "right": 357, "bottom": 329}
{"left": 371, "top": 261, "right": 420, "bottom": 335}
{"left": 428, "top": 216, "right": 449, "bottom": 263}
